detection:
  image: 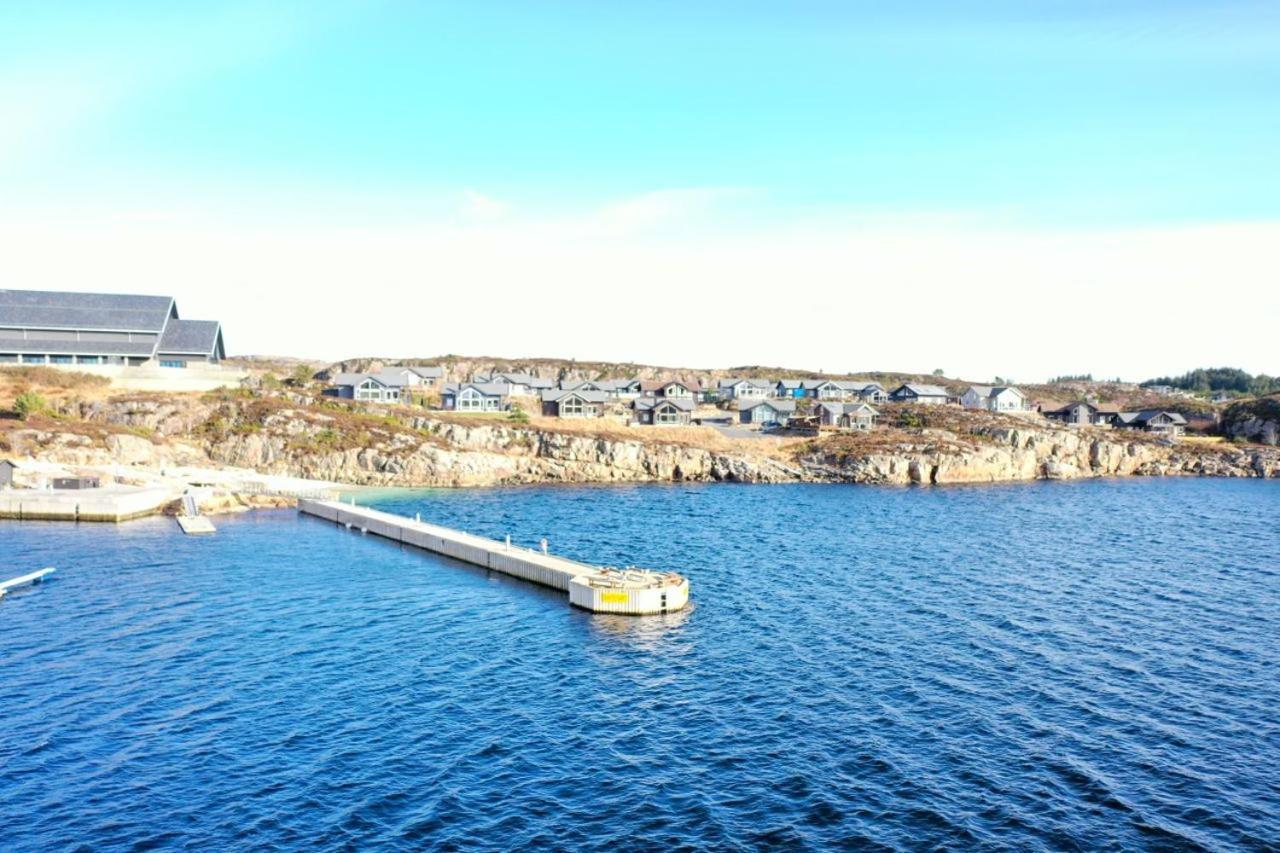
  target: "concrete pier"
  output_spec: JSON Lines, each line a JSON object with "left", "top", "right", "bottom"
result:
{"left": 0, "top": 487, "right": 173, "bottom": 522}
{"left": 299, "top": 499, "right": 689, "bottom": 615}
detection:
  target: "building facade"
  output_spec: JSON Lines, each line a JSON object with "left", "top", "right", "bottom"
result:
{"left": 0, "top": 289, "right": 226, "bottom": 367}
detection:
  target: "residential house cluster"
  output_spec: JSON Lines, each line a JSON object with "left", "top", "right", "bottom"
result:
{"left": 1043, "top": 402, "right": 1188, "bottom": 436}
{"left": 325, "top": 365, "right": 443, "bottom": 403}
{"left": 717, "top": 378, "right": 888, "bottom": 430}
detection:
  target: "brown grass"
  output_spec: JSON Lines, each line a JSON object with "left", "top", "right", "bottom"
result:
{"left": 0, "top": 366, "right": 111, "bottom": 407}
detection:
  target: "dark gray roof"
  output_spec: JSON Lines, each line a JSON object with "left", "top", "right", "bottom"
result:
{"left": 1126, "top": 409, "right": 1188, "bottom": 425}
{"left": 444, "top": 382, "right": 510, "bottom": 397}
{"left": 892, "top": 383, "right": 949, "bottom": 398}
{"left": 967, "top": 384, "right": 1024, "bottom": 398}
{"left": 331, "top": 366, "right": 444, "bottom": 389}
{"left": 158, "top": 319, "right": 222, "bottom": 355}
{"left": 541, "top": 388, "right": 609, "bottom": 404}
{"left": 479, "top": 372, "right": 553, "bottom": 389}
{"left": 633, "top": 396, "right": 695, "bottom": 412}
{"left": 0, "top": 289, "right": 174, "bottom": 332}
{"left": 0, "top": 338, "right": 155, "bottom": 356}
{"left": 331, "top": 372, "right": 390, "bottom": 388}
{"left": 720, "top": 377, "right": 773, "bottom": 390}
{"left": 742, "top": 398, "right": 796, "bottom": 413}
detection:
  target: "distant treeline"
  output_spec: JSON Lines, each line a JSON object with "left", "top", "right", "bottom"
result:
{"left": 1143, "top": 368, "right": 1280, "bottom": 396}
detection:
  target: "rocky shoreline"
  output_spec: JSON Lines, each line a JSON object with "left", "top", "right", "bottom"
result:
{"left": 5, "top": 396, "right": 1277, "bottom": 492}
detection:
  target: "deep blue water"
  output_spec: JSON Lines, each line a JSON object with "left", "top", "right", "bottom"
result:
{"left": 2, "top": 478, "right": 1278, "bottom": 850}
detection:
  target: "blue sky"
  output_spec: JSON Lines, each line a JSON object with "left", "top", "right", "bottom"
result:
{"left": 2, "top": 2, "right": 1278, "bottom": 377}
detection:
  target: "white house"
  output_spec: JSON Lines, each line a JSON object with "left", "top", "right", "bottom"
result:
{"left": 961, "top": 385, "right": 1029, "bottom": 412}
{"left": 718, "top": 378, "right": 774, "bottom": 400}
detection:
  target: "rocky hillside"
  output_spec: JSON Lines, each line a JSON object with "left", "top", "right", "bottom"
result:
{"left": 5, "top": 391, "right": 1277, "bottom": 488}
{"left": 1221, "top": 396, "right": 1280, "bottom": 446}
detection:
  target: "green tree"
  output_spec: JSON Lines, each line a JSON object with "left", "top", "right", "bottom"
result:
{"left": 289, "top": 364, "right": 314, "bottom": 386}
{"left": 13, "top": 391, "right": 47, "bottom": 420}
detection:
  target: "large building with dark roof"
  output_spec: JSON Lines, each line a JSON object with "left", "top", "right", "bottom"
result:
{"left": 0, "top": 289, "right": 226, "bottom": 368}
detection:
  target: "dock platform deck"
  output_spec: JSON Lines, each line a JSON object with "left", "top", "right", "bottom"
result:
{"left": 176, "top": 515, "right": 217, "bottom": 534}
{"left": 299, "top": 499, "right": 689, "bottom": 615}
{"left": 0, "top": 487, "right": 173, "bottom": 522}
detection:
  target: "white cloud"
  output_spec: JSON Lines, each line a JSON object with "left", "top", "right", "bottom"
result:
{"left": 593, "top": 187, "right": 753, "bottom": 233}
{"left": 0, "top": 193, "right": 1274, "bottom": 381}
{"left": 458, "top": 190, "right": 511, "bottom": 224}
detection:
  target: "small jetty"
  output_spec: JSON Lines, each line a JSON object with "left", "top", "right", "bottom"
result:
{"left": 176, "top": 495, "right": 216, "bottom": 535}
{"left": 0, "top": 568, "right": 55, "bottom": 601}
{"left": 299, "top": 499, "right": 689, "bottom": 615}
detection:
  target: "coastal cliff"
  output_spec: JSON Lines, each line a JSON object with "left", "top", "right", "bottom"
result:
{"left": 7, "top": 394, "right": 1275, "bottom": 488}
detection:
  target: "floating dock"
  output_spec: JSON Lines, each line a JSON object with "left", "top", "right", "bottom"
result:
{"left": 0, "top": 568, "right": 55, "bottom": 600}
{"left": 176, "top": 515, "right": 217, "bottom": 534}
{"left": 176, "top": 495, "right": 216, "bottom": 534}
{"left": 0, "top": 487, "right": 172, "bottom": 522}
{"left": 298, "top": 499, "right": 689, "bottom": 615}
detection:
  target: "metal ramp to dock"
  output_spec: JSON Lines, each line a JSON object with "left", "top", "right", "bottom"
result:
{"left": 176, "top": 494, "right": 216, "bottom": 535}
{"left": 0, "top": 568, "right": 55, "bottom": 601}
{"left": 299, "top": 499, "right": 689, "bottom": 615}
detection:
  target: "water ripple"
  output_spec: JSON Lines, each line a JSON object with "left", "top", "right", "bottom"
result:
{"left": 2, "top": 478, "right": 1278, "bottom": 849}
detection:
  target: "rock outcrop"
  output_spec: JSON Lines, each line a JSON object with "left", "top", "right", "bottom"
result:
{"left": 13, "top": 395, "right": 1278, "bottom": 488}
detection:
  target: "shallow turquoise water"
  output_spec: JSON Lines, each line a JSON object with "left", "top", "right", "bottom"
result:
{"left": 2, "top": 478, "right": 1278, "bottom": 849}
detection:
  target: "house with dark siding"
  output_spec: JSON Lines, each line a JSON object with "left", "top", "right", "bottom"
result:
{"left": 541, "top": 388, "right": 608, "bottom": 418}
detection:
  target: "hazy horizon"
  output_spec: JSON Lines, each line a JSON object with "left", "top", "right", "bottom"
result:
{"left": 3, "top": 2, "right": 1277, "bottom": 380}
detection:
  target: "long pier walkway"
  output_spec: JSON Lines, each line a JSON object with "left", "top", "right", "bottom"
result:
{"left": 299, "top": 499, "right": 689, "bottom": 615}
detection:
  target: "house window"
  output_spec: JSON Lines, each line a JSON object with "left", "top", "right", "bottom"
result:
{"left": 0, "top": 354, "right": 18, "bottom": 363}
{"left": 562, "top": 396, "right": 585, "bottom": 417}
{"left": 656, "top": 405, "right": 682, "bottom": 424}
{"left": 76, "top": 355, "right": 101, "bottom": 364}
{"left": 159, "top": 359, "right": 187, "bottom": 368}
{"left": 50, "top": 355, "right": 74, "bottom": 364}
{"left": 459, "top": 390, "right": 491, "bottom": 411}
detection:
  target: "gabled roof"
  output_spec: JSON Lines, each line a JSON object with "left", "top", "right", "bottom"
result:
{"left": 541, "top": 388, "right": 608, "bottom": 404}
{"left": 1124, "top": 409, "right": 1188, "bottom": 425}
{"left": 479, "top": 372, "right": 553, "bottom": 389}
{"left": 0, "top": 289, "right": 174, "bottom": 332}
{"left": 403, "top": 365, "right": 444, "bottom": 379}
{"left": 892, "top": 383, "right": 949, "bottom": 397}
{"left": 332, "top": 372, "right": 391, "bottom": 388}
{"left": 719, "top": 377, "right": 773, "bottom": 390}
{"left": 819, "top": 401, "right": 878, "bottom": 416}
{"left": 444, "top": 382, "right": 510, "bottom": 397}
{"left": 967, "top": 384, "right": 1025, "bottom": 399}
{"left": 1047, "top": 400, "right": 1120, "bottom": 415}
{"left": 640, "top": 379, "right": 701, "bottom": 393}
{"left": 633, "top": 396, "right": 695, "bottom": 412}
{"left": 776, "top": 379, "right": 808, "bottom": 390}
{"left": 741, "top": 398, "right": 796, "bottom": 413}
{"left": 158, "top": 319, "right": 223, "bottom": 356}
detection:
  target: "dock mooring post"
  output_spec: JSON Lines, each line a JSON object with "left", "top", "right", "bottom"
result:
{"left": 540, "top": 538, "right": 548, "bottom": 555}
{"left": 505, "top": 534, "right": 511, "bottom": 550}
